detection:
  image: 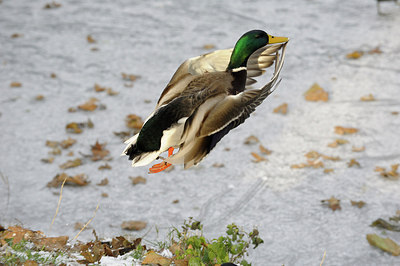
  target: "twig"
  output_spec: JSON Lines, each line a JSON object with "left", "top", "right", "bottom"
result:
{"left": 320, "top": 250, "right": 327, "bottom": 266}
{"left": 50, "top": 175, "right": 67, "bottom": 230}
{"left": 72, "top": 202, "right": 100, "bottom": 241}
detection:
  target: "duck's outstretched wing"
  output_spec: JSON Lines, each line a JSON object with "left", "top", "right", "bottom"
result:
{"left": 166, "top": 42, "right": 288, "bottom": 168}
{"left": 157, "top": 43, "right": 286, "bottom": 108}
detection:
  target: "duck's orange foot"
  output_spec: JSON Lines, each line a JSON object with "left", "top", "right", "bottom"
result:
{"left": 149, "top": 161, "right": 172, "bottom": 174}
{"left": 148, "top": 147, "right": 174, "bottom": 174}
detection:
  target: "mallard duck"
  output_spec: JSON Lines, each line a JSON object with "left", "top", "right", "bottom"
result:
{"left": 123, "top": 30, "right": 288, "bottom": 173}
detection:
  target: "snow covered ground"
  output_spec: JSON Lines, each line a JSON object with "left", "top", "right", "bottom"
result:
{"left": 1, "top": 0, "right": 400, "bottom": 265}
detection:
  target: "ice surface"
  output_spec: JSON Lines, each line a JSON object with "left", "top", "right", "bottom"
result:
{"left": 1, "top": 0, "right": 400, "bottom": 265}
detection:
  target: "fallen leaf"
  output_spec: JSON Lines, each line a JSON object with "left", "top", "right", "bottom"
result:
{"left": 346, "top": 50, "right": 364, "bottom": 59}
{"left": 35, "top": 94, "right": 45, "bottom": 101}
{"left": 87, "top": 118, "right": 94, "bottom": 128}
{"left": 107, "top": 88, "right": 119, "bottom": 96}
{"left": 328, "top": 139, "right": 349, "bottom": 148}
{"left": 74, "top": 222, "right": 91, "bottom": 231}
{"left": 361, "top": 94, "right": 375, "bottom": 101}
{"left": 46, "top": 140, "right": 59, "bottom": 148}
{"left": 49, "top": 147, "right": 61, "bottom": 156}
{"left": 202, "top": 44, "right": 215, "bottom": 50}
{"left": 91, "top": 141, "right": 110, "bottom": 161}
{"left": 50, "top": 73, "right": 57, "bottom": 78}
{"left": 212, "top": 163, "right": 225, "bottom": 168}
{"left": 44, "top": 2, "right": 61, "bottom": 9}
{"left": 172, "top": 199, "right": 179, "bottom": 204}
{"left": 59, "top": 158, "right": 82, "bottom": 169}
{"left": 114, "top": 131, "right": 131, "bottom": 140}
{"left": 259, "top": 145, "right": 272, "bottom": 155}
{"left": 121, "top": 73, "right": 139, "bottom": 82}
{"left": 142, "top": 250, "right": 172, "bottom": 266}
{"left": 32, "top": 236, "right": 68, "bottom": 251}
{"left": 273, "top": 103, "right": 288, "bottom": 115}
{"left": 304, "top": 83, "right": 328, "bottom": 102}
{"left": 251, "top": 152, "right": 267, "bottom": 163}
{"left": 66, "top": 122, "right": 83, "bottom": 134}
{"left": 321, "top": 196, "right": 341, "bottom": 211}
{"left": 348, "top": 158, "right": 361, "bottom": 168}
{"left": 11, "top": 33, "right": 22, "bottom": 38}
{"left": 67, "top": 151, "right": 74, "bottom": 156}
{"left": 22, "top": 260, "right": 38, "bottom": 266}
{"left": 94, "top": 83, "right": 106, "bottom": 92}
{"left": 10, "top": 81, "right": 22, "bottom": 87}
{"left": 368, "top": 47, "right": 383, "bottom": 54}
{"left": 0, "top": 226, "right": 45, "bottom": 245}
{"left": 78, "top": 98, "right": 98, "bottom": 111}
{"left": 130, "top": 176, "right": 146, "bottom": 185}
{"left": 291, "top": 160, "right": 324, "bottom": 169}
{"left": 97, "top": 178, "right": 109, "bottom": 186}
{"left": 60, "top": 138, "right": 76, "bottom": 149}
{"left": 324, "top": 168, "right": 334, "bottom": 174}
{"left": 101, "top": 193, "right": 108, "bottom": 198}
{"left": 371, "top": 218, "right": 400, "bottom": 232}
{"left": 351, "top": 200, "right": 366, "bottom": 208}
{"left": 391, "top": 111, "right": 399, "bottom": 115}
{"left": 352, "top": 146, "right": 365, "bottom": 152}
{"left": 87, "top": 35, "right": 96, "bottom": 43}
{"left": 126, "top": 114, "right": 143, "bottom": 130}
{"left": 244, "top": 135, "right": 259, "bottom": 145}
{"left": 305, "top": 150, "right": 321, "bottom": 160}
{"left": 98, "top": 163, "right": 112, "bottom": 170}
{"left": 121, "top": 221, "right": 147, "bottom": 231}
{"left": 91, "top": 47, "right": 99, "bottom": 51}
{"left": 366, "top": 234, "right": 400, "bottom": 256}
{"left": 378, "top": 164, "right": 399, "bottom": 180}
{"left": 68, "top": 107, "right": 77, "bottom": 112}
{"left": 47, "top": 173, "right": 89, "bottom": 187}
{"left": 334, "top": 126, "right": 358, "bottom": 135}
{"left": 41, "top": 157, "right": 55, "bottom": 164}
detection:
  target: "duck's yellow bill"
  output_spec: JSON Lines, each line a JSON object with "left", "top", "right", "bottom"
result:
{"left": 268, "top": 34, "right": 289, "bottom": 44}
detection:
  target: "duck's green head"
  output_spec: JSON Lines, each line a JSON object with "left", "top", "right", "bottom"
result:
{"left": 227, "top": 30, "right": 288, "bottom": 70}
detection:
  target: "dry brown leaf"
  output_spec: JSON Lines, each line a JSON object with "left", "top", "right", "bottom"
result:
{"left": 378, "top": 164, "right": 399, "bottom": 180}
{"left": 334, "top": 126, "right": 358, "bottom": 135}
{"left": 202, "top": 44, "right": 215, "bottom": 50}
{"left": 322, "top": 196, "right": 341, "bottom": 211}
{"left": 46, "top": 140, "right": 59, "bottom": 148}
{"left": 59, "top": 158, "right": 82, "bottom": 169}
{"left": 22, "top": 260, "right": 38, "bottom": 266}
{"left": 273, "top": 103, "right": 288, "bottom": 115}
{"left": 101, "top": 193, "right": 108, "bottom": 198}
{"left": 41, "top": 157, "right": 55, "bottom": 164}
{"left": 10, "top": 81, "right": 22, "bottom": 87}
{"left": 68, "top": 107, "right": 77, "bottom": 113}
{"left": 244, "top": 135, "right": 259, "bottom": 145}
{"left": 87, "top": 35, "right": 96, "bottom": 43}
{"left": 324, "top": 168, "right": 334, "bottom": 174}
{"left": 50, "top": 73, "right": 57, "bottom": 78}
{"left": 74, "top": 222, "right": 91, "bottom": 231}
{"left": 351, "top": 200, "right": 366, "bottom": 208}
{"left": 35, "top": 94, "right": 45, "bottom": 101}
{"left": 32, "top": 236, "right": 68, "bottom": 251}
{"left": 94, "top": 83, "right": 106, "bottom": 92}
{"left": 60, "top": 138, "right": 76, "bottom": 149}
{"left": 121, "top": 73, "right": 140, "bottom": 82}
{"left": 78, "top": 98, "right": 98, "bottom": 111}
{"left": 321, "top": 154, "right": 341, "bottom": 161}
{"left": 106, "top": 88, "right": 119, "bottom": 96}
{"left": 44, "top": 2, "right": 61, "bottom": 9}
{"left": 304, "top": 83, "right": 328, "bottom": 102}
{"left": 368, "top": 47, "right": 383, "bottom": 54}
{"left": 352, "top": 146, "right": 365, "bottom": 152}
{"left": 91, "top": 141, "right": 110, "bottom": 161}
{"left": 212, "top": 163, "right": 225, "bottom": 168}
{"left": 130, "top": 176, "right": 146, "bottom": 185}
{"left": 49, "top": 147, "right": 61, "bottom": 156}
{"left": 291, "top": 160, "right": 324, "bottom": 169}
{"left": 47, "top": 173, "right": 90, "bottom": 187}
{"left": 348, "top": 158, "right": 361, "bottom": 168}
{"left": 91, "top": 47, "right": 99, "bottom": 52}
{"left": 172, "top": 199, "right": 179, "bottom": 204}
{"left": 346, "top": 50, "right": 364, "bottom": 59}
{"left": 142, "top": 250, "right": 172, "bottom": 266}
{"left": 259, "top": 145, "right": 272, "bottom": 155}
{"left": 121, "top": 221, "right": 147, "bottom": 231}
{"left": 328, "top": 139, "right": 349, "bottom": 148}
{"left": 66, "top": 122, "right": 83, "bottom": 134}
{"left": 67, "top": 151, "right": 74, "bottom": 156}
{"left": 392, "top": 111, "right": 399, "bottom": 115}
{"left": 98, "top": 163, "right": 112, "bottom": 170}
{"left": 251, "top": 152, "right": 267, "bottom": 163}
{"left": 367, "top": 234, "right": 400, "bottom": 256}
{"left": 11, "top": 33, "right": 22, "bottom": 38}
{"left": 0, "top": 226, "right": 45, "bottom": 245}
{"left": 361, "top": 94, "right": 375, "bottom": 101}
{"left": 97, "top": 178, "right": 109, "bottom": 186}
{"left": 125, "top": 114, "right": 144, "bottom": 130}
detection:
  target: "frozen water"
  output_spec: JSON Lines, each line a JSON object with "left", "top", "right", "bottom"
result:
{"left": 1, "top": 0, "right": 400, "bottom": 265}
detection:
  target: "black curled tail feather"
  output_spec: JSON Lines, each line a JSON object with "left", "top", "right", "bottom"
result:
{"left": 125, "top": 143, "right": 140, "bottom": 160}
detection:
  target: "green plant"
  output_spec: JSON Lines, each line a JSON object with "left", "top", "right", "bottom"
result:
{"left": 131, "top": 243, "right": 145, "bottom": 260}
{"left": 0, "top": 238, "right": 64, "bottom": 265}
{"left": 169, "top": 218, "right": 264, "bottom": 266}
